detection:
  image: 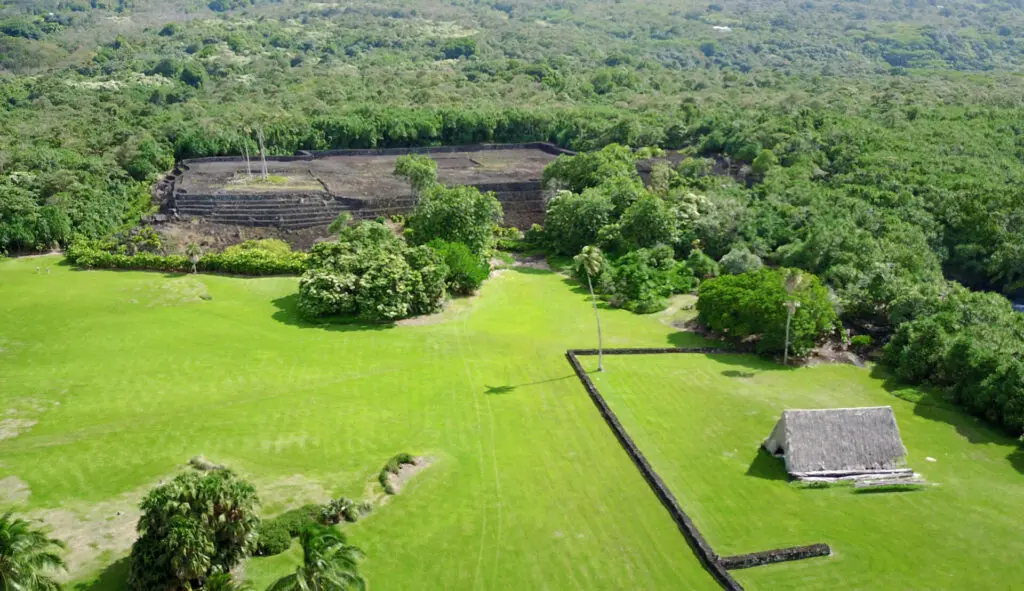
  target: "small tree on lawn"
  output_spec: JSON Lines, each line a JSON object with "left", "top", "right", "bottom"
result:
{"left": 393, "top": 154, "right": 438, "bottom": 202}
{"left": 268, "top": 525, "right": 366, "bottom": 591}
{"left": 0, "top": 513, "right": 66, "bottom": 591}
{"left": 128, "top": 469, "right": 260, "bottom": 591}
{"left": 783, "top": 269, "right": 804, "bottom": 365}
{"left": 185, "top": 241, "right": 202, "bottom": 273}
{"left": 575, "top": 245, "right": 606, "bottom": 372}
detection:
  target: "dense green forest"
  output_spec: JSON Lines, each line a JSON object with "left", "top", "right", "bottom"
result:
{"left": 1, "top": 0, "right": 1022, "bottom": 292}
{"left": 1, "top": 1, "right": 1022, "bottom": 414}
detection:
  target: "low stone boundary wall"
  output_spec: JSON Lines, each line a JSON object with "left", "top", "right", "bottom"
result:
{"left": 565, "top": 349, "right": 743, "bottom": 591}
{"left": 565, "top": 347, "right": 832, "bottom": 590}
{"left": 719, "top": 544, "right": 832, "bottom": 570}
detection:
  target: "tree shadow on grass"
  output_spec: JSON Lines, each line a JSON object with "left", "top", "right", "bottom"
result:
{"left": 666, "top": 330, "right": 720, "bottom": 348}
{"left": 73, "top": 557, "right": 130, "bottom": 591}
{"left": 706, "top": 351, "right": 798, "bottom": 373}
{"left": 509, "top": 266, "right": 556, "bottom": 276}
{"left": 869, "top": 364, "right": 1024, "bottom": 476}
{"left": 745, "top": 447, "right": 789, "bottom": 481}
{"left": 271, "top": 294, "right": 396, "bottom": 332}
{"left": 722, "top": 370, "right": 757, "bottom": 378}
{"left": 485, "top": 375, "right": 574, "bottom": 395}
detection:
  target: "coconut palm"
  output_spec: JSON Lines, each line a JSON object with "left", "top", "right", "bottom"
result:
{"left": 574, "top": 245, "right": 606, "bottom": 372}
{"left": 268, "top": 525, "right": 365, "bottom": 591}
{"left": 0, "top": 513, "right": 67, "bottom": 591}
{"left": 782, "top": 269, "right": 804, "bottom": 365}
{"left": 185, "top": 241, "right": 202, "bottom": 274}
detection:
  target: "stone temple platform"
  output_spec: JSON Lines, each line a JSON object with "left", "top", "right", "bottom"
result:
{"left": 155, "top": 143, "right": 572, "bottom": 230}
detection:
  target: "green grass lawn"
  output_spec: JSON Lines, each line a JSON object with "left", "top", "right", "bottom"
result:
{"left": 592, "top": 354, "right": 1024, "bottom": 590}
{"left": 0, "top": 256, "right": 717, "bottom": 591}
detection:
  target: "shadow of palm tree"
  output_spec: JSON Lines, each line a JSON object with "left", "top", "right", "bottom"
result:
{"left": 484, "top": 375, "right": 574, "bottom": 395}
{"left": 73, "top": 557, "right": 130, "bottom": 591}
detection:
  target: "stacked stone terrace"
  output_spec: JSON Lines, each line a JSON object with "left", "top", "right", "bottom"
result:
{"left": 158, "top": 144, "right": 571, "bottom": 230}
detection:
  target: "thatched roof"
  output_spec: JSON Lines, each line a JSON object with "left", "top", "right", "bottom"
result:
{"left": 763, "top": 407, "right": 908, "bottom": 476}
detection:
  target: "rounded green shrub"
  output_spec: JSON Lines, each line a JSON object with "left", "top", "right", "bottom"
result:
{"left": 255, "top": 520, "right": 292, "bottom": 557}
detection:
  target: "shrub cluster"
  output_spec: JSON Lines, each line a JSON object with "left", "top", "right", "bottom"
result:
{"left": 128, "top": 470, "right": 260, "bottom": 590}
{"left": 255, "top": 520, "right": 292, "bottom": 557}
{"left": 297, "top": 221, "right": 448, "bottom": 321}
{"left": 318, "top": 497, "right": 360, "bottom": 525}
{"left": 66, "top": 238, "right": 308, "bottom": 276}
{"left": 427, "top": 239, "right": 490, "bottom": 296}
{"left": 697, "top": 268, "right": 839, "bottom": 356}
{"left": 379, "top": 453, "right": 416, "bottom": 495}
{"left": 406, "top": 184, "right": 503, "bottom": 255}
{"left": 884, "top": 285, "right": 1024, "bottom": 435}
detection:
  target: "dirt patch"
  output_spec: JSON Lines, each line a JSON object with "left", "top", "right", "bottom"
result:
{"left": 256, "top": 473, "right": 332, "bottom": 512}
{"left": 0, "top": 475, "right": 30, "bottom": 505}
{"left": 28, "top": 484, "right": 151, "bottom": 581}
{"left": 803, "top": 340, "right": 867, "bottom": 368}
{"left": 512, "top": 254, "right": 550, "bottom": 270}
{"left": 0, "top": 418, "right": 37, "bottom": 440}
{"left": 156, "top": 219, "right": 332, "bottom": 252}
{"left": 386, "top": 456, "right": 434, "bottom": 495}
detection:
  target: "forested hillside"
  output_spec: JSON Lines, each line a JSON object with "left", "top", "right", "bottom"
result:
{"left": 1, "top": 0, "right": 1022, "bottom": 301}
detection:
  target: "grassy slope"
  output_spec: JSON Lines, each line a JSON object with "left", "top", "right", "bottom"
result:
{"left": 593, "top": 355, "right": 1024, "bottom": 590}
{"left": 0, "top": 256, "right": 716, "bottom": 591}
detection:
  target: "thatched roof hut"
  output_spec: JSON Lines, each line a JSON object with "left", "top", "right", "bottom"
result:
{"left": 763, "top": 407, "right": 908, "bottom": 477}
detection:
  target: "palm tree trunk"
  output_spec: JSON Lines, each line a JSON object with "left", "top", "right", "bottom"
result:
{"left": 784, "top": 307, "right": 793, "bottom": 365}
{"left": 587, "top": 274, "right": 604, "bottom": 372}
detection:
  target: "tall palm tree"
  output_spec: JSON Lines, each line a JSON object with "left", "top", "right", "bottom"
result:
{"left": 185, "top": 241, "right": 202, "bottom": 274}
{"left": 0, "top": 513, "right": 67, "bottom": 591}
{"left": 268, "top": 526, "right": 365, "bottom": 591}
{"left": 783, "top": 270, "right": 804, "bottom": 365}
{"left": 574, "top": 245, "right": 606, "bottom": 372}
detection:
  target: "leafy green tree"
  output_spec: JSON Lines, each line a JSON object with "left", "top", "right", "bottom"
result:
{"left": 686, "top": 248, "right": 719, "bottom": 280}
{"left": 0, "top": 513, "right": 66, "bottom": 591}
{"left": 327, "top": 212, "right": 353, "bottom": 236}
{"left": 718, "top": 245, "right": 762, "bottom": 275}
{"left": 427, "top": 239, "right": 489, "bottom": 296}
{"left": 406, "top": 184, "right": 502, "bottom": 255}
{"left": 298, "top": 222, "right": 448, "bottom": 321}
{"left": 180, "top": 61, "right": 207, "bottom": 89}
{"left": 618, "top": 193, "right": 677, "bottom": 249}
{"left": 610, "top": 245, "right": 678, "bottom": 314}
{"left": 542, "top": 144, "right": 639, "bottom": 194}
{"left": 542, "top": 189, "right": 614, "bottom": 256}
{"left": 697, "top": 268, "right": 839, "bottom": 357}
{"left": 574, "top": 246, "right": 606, "bottom": 371}
{"left": 751, "top": 148, "right": 779, "bottom": 176}
{"left": 116, "top": 134, "right": 173, "bottom": 181}
{"left": 393, "top": 155, "right": 438, "bottom": 200}
{"left": 268, "top": 525, "right": 366, "bottom": 591}
{"left": 128, "top": 469, "right": 260, "bottom": 591}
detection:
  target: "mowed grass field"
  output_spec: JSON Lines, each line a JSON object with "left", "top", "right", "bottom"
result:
{"left": 0, "top": 256, "right": 718, "bottom": 590}
{"left": 593, "top": 355, "right": 1024, "bottom": 590}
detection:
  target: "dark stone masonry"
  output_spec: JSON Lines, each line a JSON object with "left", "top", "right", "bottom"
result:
{"left": 154, "top": 143, "right": 573, "bottom": 231}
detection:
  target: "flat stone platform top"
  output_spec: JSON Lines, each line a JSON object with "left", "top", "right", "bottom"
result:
{"left": 177, "top": 146, "right": 561, "bottom": 199}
